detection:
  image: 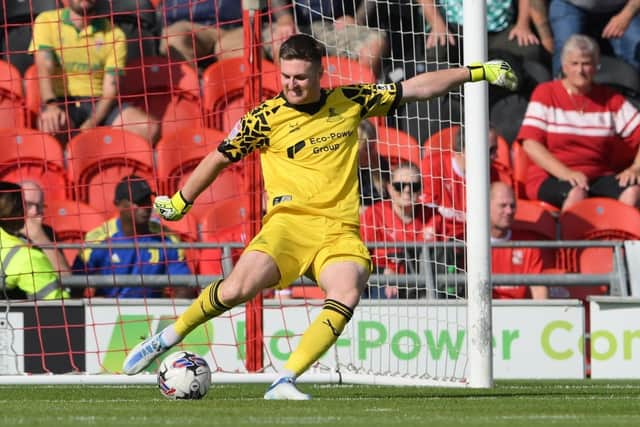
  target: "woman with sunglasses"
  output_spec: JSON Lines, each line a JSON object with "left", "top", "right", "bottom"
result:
{"left": 360, "top": 161, "right": 437, "bottom": 299}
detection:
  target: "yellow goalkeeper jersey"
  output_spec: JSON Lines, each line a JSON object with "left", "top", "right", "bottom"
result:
{"left": 218, "top": 83, "right": 401, "bottom": 226}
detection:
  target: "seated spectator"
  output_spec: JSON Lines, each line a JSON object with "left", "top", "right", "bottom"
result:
{"left": 421, "top": 126, "right": 513, "bottom": 239}
{"left": 160, "top": 0, "right": 282, "bottom": 66}
{"left": 422, "top": 0, "right": 546, "bottom": 65}
{"left": 19, "top": 180, "right": 71, "bottom": 277}
{"left": 72, "top": 176, "right": 192, "bottom": 298}
{"left": 0, "top": 181, "right": 68, "bottom": 300}
{"left": 490, "top": 181, "right": 550, "bottom": 299}
{"left": 544, "top": 0, "right": 640, "bottom": 76}
{"left": 272, "top": 0, "right": 387, "bottom": 74}
{"left": 30, "top": 0, "right": 159, "bottom": 144}
{"left": 358, "top": 119, "right": 389, "bottom": 210}
{"left": 360, "top": 161, "right": 437, "bottom": 298}
{"left": 517, "top": 34, "right": 640, "bottom": 211}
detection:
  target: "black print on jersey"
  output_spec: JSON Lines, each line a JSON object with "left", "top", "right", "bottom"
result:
{"left": 219, "top": 102, "right": 278, "bottom": 162}
{"left": 287, "top": 140, "right": 306, "bottom": 159}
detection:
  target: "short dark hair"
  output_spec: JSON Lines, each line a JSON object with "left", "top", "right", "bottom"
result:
{"left": 0, "top": 181, "right": 24, "bottom": 234}
{"left": 278, "top": 34, "right": 324, "bottom": 66}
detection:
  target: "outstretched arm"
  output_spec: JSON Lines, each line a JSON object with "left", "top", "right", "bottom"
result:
{"left": 155, "top": 150, "right": 231, "bottom": 221}
{"left": 182, "top": 150, "right": 231, "bottom": 202}
{"left": 400, "top": 60, "right": 518, "bottom": 105}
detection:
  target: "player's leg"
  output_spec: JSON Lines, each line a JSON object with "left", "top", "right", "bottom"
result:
{"left": 265, "top": 226, "right": 370, "bottom": 400}
{"left": 265, "top": 259, "right": 368, "bottom": 400}
{"left": 122, "top": 250, "right": 280, "bottom": 375}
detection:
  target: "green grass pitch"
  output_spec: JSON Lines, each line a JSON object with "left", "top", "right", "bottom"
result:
{"left": 1, "top": 381, "right": 639, "bottom": 427}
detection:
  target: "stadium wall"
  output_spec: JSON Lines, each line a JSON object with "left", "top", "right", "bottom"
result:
{"left": 3, "top": 298, "right": 640, "bottom": 380}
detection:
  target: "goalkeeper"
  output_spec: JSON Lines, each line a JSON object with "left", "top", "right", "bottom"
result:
{"left": 123, "top": 34, "right": 517, "bottom": 399}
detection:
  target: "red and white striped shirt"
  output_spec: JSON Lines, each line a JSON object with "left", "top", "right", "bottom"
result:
{"left": 516, "top": 80, "right": 640, "bottom": 200}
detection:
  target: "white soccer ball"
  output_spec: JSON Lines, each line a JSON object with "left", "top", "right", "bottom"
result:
{"left": 157, "top": 351, "right": 211, "bottom": 400}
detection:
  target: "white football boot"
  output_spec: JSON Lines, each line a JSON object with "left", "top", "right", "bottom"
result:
{"left": 264, "top": 377, "right": 311, "bottom": 400}
{"left": 122, "top": 333, "right": 170, "bottom": 375}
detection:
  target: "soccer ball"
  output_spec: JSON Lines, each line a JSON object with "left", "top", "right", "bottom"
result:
{"left": 157, "top": 351, "right": 211, "bottom": 400}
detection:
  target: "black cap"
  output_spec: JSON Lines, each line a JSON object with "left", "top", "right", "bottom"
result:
{"left": 114, "top": 175, "right": 153, "bottom": 204}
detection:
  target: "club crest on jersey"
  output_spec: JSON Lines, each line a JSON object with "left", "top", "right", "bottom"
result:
{"left": 512, "top": 250, "right": 524, "bottom": 265}
{"left": 326, "top": 107, "right": 344, "bottom": 123}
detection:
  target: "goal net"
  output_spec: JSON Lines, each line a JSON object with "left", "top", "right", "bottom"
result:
{"left": 0, "top": 0, "right": 492, "bottom": 387}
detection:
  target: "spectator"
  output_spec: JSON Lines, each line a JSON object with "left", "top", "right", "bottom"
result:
{"left": 490, "top": 181, "right": 550, "bottom": 299}
{"left": 541, "top": 0, "right": 640, "bottom": 76}
{"left": 421, "top": 0, "right": 546, "bottom": 65}
{"left": 517, "top": 34, "right": 640, "bottom": 211}
{"left": 360, "top": 161, "right": 437, "bottom": 298}
{"left": 72, "top": 175, "right": 192, "bottom": 298}
{"left": 272, "top": 0, "right": 387, "bottom": 74}
{"left": 30, "top": 0, "right": 159, "bottom": 144}
{"left": 421, "top": 126, "right": 513, "bottom": 239}
{"left": 358, "top": 119, "right": 389, "bottom": 210}
{"left": 160, "top": 0, "right": 282, "bottom": 66}
{"left": 0, "top": 181, "right": 68, "bottom": 300}
{"left": 19, "top": 180, "right": 71, "bottom": 277}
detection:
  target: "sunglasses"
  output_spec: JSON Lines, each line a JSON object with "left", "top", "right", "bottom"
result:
{"left": 391, "top": 182, "right": 421, "bottom": 193}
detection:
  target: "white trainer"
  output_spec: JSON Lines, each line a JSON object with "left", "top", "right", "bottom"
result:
{"left": 264, "top": 377, "right": 311, "bottom": 400}
{"left": 122, "top": 333, "right": 169, "bottom": 375}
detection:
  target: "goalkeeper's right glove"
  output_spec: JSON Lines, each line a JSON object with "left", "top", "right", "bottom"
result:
{"left": 154, "top": 191, "right": 192, "bottom": 221}
{"left": 466, "top": 60, "right": 518, "bottom": 91}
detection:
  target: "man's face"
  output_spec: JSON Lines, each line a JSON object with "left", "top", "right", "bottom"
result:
{"left": 490, "top": 186, "right": 516, "bottom": 233}
{"left": 279, "top": 58, "right": 322, "bottom": 105}
{"left": 388, "top": 166, "right": 422, "bottom": 210}
{"left": 22, "top": 183, "right": 44, "bottom": 218}
{"left": 118, "top": 197, "right": 152, "bottom": 227}
{"left": 68, "top": 0, "right": 97, "bottom": 15}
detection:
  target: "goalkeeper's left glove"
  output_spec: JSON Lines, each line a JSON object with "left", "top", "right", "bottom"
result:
{"left": 154, "top": 191, "right": 192, "bottom": 221}
{"left": 467, "top": 60, "right": 518, "bottom": 91}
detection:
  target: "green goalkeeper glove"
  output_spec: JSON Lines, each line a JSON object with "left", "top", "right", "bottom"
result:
{"left": 154, "top": 191, "right": 192, "bottom": 221}
{"left": 467, "top": 60, "right": 518, "bottom": 91}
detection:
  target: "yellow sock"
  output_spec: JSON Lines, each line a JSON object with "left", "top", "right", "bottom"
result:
{"left": 284, "top": 299, "right": 353, "bottom": 376}
{"left": 173, "top": 279, "right": 230, "bottom": 337}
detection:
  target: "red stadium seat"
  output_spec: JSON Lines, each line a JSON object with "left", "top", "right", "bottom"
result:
{"left": 202, "top": 57, "right": 280, "bottom": 131}
{"left": 155, "top": 127, "right": 247, "bottom": 221}
{"left": 119, "top": 56, "right": 203, "bottom": 136}
{"left": 0, "top": 59, "right": 27, "bottom": 128}
{"left": 198, "top": 196, "right": 253, "bottom": 275}
{"left": 423, "top": 125, "right": 512, "bottom": 175}
{"left": 511, "top": 140, "right": 529, "bottom": 200}
{"left": 42, "top": 199, "right": 108, "bottom": 266}
{"left": 423, "top": 125, "right": 459, "bottom": 152}
{"left": 376, "top": 126, "right": 421, "bottom": 166}
{"left": 513, "top": 199, "right": 558, "bottom": 240}
{"left": 23, "top": 65, "right": 40, "bottom": 128}
{"left": 0, "top": 127, "right": 68, "bottom": 200}
{"left": 559, "top": 197, "right": 640, "bottom": 298}
{"left": 67, "top": 127, "right": 155, "bottom": 215}
{"left": 155, "top": 127, "right": 227, "bottom": 193}
{"left": 320, "top": 56, "right": 375, "bottom": 88}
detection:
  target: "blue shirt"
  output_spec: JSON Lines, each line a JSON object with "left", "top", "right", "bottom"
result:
{"left": 72, "top": 218, "right": 191, "bottom": 298}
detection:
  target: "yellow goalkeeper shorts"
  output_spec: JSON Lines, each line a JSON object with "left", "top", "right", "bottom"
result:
{"left": 244, "top": 211, "right": 371, "bottom": 289}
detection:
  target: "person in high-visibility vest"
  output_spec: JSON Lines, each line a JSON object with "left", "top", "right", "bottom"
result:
{"left": 0, "top": 181, "right": 68, "bottom": 300}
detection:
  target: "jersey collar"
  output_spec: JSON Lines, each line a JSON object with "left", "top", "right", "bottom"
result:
{"left": 281, "top": 89, "right": 328, "bottom": 115}
{"left": 61, "top": 8, "right": 108, "bottom": 35}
